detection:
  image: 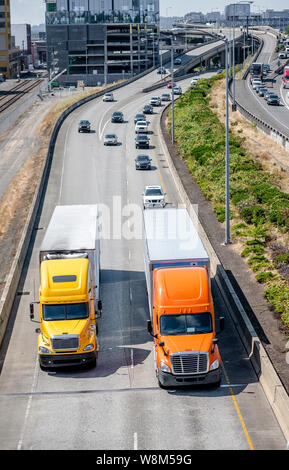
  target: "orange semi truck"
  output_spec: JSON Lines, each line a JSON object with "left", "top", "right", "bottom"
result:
{"left": 143, "top": 208, "right": 224, "bottom": 388}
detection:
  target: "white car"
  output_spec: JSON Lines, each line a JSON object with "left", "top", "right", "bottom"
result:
{"left": 103, "top": 92, "right": 114, "bottom": 102}
{"left": 135, "top": 121, "right": 149, "bottom": 133}
{"left": 161, "top": 93, "right": 171, "bottom": 101}
{"left": 104, "top": 134, "right": 118, "bottom": 145}
{"left": 142, "top": 185, "right": 166, "bottom": 209}
{"left": 150, "top": 96, "right": 161, "bottom": 106}
{"left": 190, "top": 77, "right": 199, "bottom": 86}
{"left": 173, "top": 86, "right": 182, "bottom": 95}
{"left": 252, "top": 79, "right": 262, "bottom": 89}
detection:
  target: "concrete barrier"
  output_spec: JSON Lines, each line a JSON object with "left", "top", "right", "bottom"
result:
{"left": 158, "top": 103, "right": 289, "bottom": 443}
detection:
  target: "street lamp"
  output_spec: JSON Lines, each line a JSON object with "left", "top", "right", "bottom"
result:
{"left": 224, "top": 38, "right": 231, "bottom": 245}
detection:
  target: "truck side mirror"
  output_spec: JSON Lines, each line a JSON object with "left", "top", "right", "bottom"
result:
{"left": 98, "top": 300, "right": 102, "bottom": 311}
{"left": 147, "top": 320, "right": 153, "bottom": 336}
{"left": 30, "top": 303, "right": 34, "bottom": 320}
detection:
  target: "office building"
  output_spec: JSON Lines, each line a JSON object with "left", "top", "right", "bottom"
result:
{"left": 225, "top": 3, "right": 251, "bottom": 21}
{"left": 45, "top": 0, "right": 160, "bottom": 86}
{"left": 0, "top": 0, "right": 20, "bottom": 78}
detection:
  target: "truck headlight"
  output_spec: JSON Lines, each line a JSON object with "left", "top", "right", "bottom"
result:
{"left": 39, "top": 346, "right": 51, "bottom": 354}
{"left": 210, "top": 359, "right": 219, "bottom": 371}
{"left": 84, "top": 344, "right": 94, "bottom": 351}
{"left": 160, "top": 361, "right": 171, "bottom": 373}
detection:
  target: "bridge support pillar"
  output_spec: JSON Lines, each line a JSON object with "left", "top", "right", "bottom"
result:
{"left": 220, "top": 51, "right": 226, "bottom": 68}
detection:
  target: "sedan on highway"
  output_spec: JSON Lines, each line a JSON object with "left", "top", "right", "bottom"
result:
{"left": 255, "top": 84, "right": 264, "bottom": 93}
{"left": 135, "top": 155, "right": 152, "bottom": 170}
{"left": 142, "top": 185, "right": 166, "bottom": 209}
{"left": 174, "top": 58, "right": 182, "bottom": 65}
{"left": 135, "top": 134, "right": 150, "bottom": 149}
{"left": 252, "top": 79, "right": 262, "bottom": 90}
{"left": 157, "top": 67, "right": 166, "bottom": 74}
{"left": 167, "top": 81, "right": 176, "bottom": 89}
{"left": 134, "top": 113, "right": 146, "bottom": 124}
{"left": 78, "top": 120, "right": 91, "bottom": 133}
{"left": 267, "top": 94, "right": 280, "bottom": 105}
{"left": 264, "top": 91, "right": 275, "bottom": 101}
{"left": 143, "top": 104, "right": 153, "bottom": 114}
{"left": 111, "top": 111, "right": 124, "bottom": 123}
{"left": 103, "top": 92, "right": 114, "bottom": 102}
{"left": 150, "top": 96, "right": 161, "bottom": 106}
{"left": 257, "top": 87, "right": 268, "bottom": 97}
{"left": 161, "top": 93, "right": 171, "bottom": 102}
{"left": 173, "top": 86, "right": 182, "bottom": 95}
{"left": 104, "top": 134, "right": 118, "bottom": 145}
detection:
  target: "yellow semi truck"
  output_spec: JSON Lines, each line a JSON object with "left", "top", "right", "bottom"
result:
{"left": 30, "top": 205, "right": 101, "bottom": 370}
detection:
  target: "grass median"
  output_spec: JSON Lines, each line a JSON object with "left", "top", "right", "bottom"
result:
{"left": 167, "top": 75, "right": 289, "bottom": 330}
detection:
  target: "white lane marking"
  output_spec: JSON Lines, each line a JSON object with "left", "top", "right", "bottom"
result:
{"left": 279, "top": 82, "right": 289, "bottom": 112}
{"left": 59, "top": 114, "right": 76, "bottom": 202}
{"left": 134, "top": 432, "right": 138, "bottom": 450}
{"left": 131, "top": 349, "right": 134, "bottom": 369}
{"left": 17, "top": 357, "right": 39, "bottom": 450}
{"left": 99, "top": 117, "right": 111, "bottom": 141}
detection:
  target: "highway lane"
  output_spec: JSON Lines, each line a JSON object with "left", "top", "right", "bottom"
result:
{"left": 0, "top": 63, "right": 286, "bottom": 449}
{"left": 235, "top": 32, "right": 289, "bottom": 137}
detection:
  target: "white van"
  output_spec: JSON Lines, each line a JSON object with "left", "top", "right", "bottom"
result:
{"left": 191, "top": 77, "right": 199, "bottom": 86}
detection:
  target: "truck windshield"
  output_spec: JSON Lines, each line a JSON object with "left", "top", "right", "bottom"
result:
{"left": 42, "top": 303, "right": 89, "bottom": 321}
{"left": 160, "top": 313, "right": 212, "bottom": 335}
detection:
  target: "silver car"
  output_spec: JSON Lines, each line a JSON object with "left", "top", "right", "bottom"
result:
{"left": 150, "top": 96, "right": 161, "bottom": 106}
{"left": 104, "top": 134, "right": 118, "bottom": 145}
{"left": 103, "top": 93, "right": 114, "bottom": 102}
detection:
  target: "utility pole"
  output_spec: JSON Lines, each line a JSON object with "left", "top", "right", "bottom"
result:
{"left": 171, "top": 46, "right": 175, "bottom": 144}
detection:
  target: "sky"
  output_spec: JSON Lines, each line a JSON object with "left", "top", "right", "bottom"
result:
{"left": 10, "top": 0, "right": 289, "bottom": 25}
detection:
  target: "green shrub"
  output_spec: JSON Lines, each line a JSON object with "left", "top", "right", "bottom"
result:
{"left": 256, "top": 272, "right": 274, "bottom": 283}
{"left": 273, "top": 253, "right": 289, "bottom": 269}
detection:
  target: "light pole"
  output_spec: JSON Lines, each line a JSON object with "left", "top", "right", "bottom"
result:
{"left": 171, "top": 46, "right": 175, "bottom": 144}
{"left": 224, "top": 38, "right": 231, "bottom": 245}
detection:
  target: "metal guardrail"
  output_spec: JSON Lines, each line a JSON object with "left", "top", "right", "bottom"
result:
{"left": 232, "top": 33, "right": 289, "bottom": 148}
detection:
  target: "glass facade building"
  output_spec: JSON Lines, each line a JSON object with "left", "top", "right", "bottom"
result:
{"left": 45, "top": 0, "right": 159, "bottom": 85}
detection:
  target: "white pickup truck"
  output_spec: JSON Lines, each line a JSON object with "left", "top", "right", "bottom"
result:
{"left": 135, "top": 120, "right": 149, "bottom": 134}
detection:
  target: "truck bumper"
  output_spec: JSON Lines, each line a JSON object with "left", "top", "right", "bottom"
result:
{"left": 158, "top": 367, "right": 221, "bottom": 387}
{"left": 39, "top": 351, "right": 97, "bottom": 369}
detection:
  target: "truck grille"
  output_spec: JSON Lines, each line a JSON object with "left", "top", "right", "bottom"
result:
{"left": 171, "top": 352, "right": 208, "bottom": 375}
{"left": 51, "top": 335, "right": 79, "bottom": 351}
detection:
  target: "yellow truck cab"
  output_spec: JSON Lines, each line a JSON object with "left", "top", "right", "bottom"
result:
{"left": 30, "top": 205, "right": 101, "bottom": 370}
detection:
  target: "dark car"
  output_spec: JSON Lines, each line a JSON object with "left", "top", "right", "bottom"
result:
{"left": 111, "top": 111, "right": 124, "bottom": 123}
{"left": 267, "top": 94, "right": 280, "bottom": 105}
{"left": 78, "top": 120, "right": 91, "bottom": 132}
{"left": 135, "top": 154, "right": 152, "bottom": 170}
{"left": 157, "top": 67, "right": 166, "bottom": 74}
{"left": 134, "top": 113, "right": 146, "bottom": 124}
{"left": 264, "top": 91, "right": 275, "bottom": 101}
{"left": 143, "top": 104, "right": 153, "bottom": 114}
{"left": 135, "top": 134, "right": 150, "bottom": 149}
{"left": 257, "top": 86, "right": 267, "bottom": 96}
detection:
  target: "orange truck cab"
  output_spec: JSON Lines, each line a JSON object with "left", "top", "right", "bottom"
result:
{"left": 143, "top": 208, "right": 224, "bottom": 388}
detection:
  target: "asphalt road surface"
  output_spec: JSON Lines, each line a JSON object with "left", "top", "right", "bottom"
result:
{"left": 0, "top": 59, "right": 286, "bottom": 450}
{"left": 235, "top": 31, "right": 289, "bottom": 138}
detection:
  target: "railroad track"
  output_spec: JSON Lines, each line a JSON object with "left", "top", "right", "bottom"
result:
{"left": 0, "top": 79, "right": 43, "bottom": 114}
